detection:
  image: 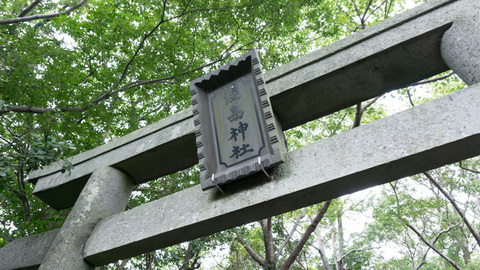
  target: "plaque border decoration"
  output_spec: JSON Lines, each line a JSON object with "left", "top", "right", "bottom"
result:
{"left": 190, "top": 50, "right": 285, "bottom": 191}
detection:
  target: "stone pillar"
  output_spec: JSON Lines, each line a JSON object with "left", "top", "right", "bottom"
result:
{"left": 39, "top": 167, "right": 134, "bottom": 269}
{"left": 441, "top": 12, "right": 480, "bottom": 86}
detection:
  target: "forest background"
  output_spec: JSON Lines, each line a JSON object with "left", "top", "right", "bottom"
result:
{"left": 1, "top": 0, "right": 479, "bottom": 269}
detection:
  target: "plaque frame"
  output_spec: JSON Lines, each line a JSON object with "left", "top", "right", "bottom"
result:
{"left": 190, "top": 50, "right": 285, "bottom": 191}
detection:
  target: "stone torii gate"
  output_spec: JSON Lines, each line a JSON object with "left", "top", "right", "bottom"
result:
{"left": 1, "top": 0, "right": 479, "bottom": 268}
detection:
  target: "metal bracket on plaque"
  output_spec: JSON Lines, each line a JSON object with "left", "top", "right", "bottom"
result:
{"left": 190, "top": 50, "right": 285, "bottom": 191}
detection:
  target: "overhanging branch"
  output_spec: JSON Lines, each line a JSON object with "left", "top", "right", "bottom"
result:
{"left": 0, "top": 105, "right": 86, "bottom": 115}
{"left": 1, "top": 37, "right": 256, "bottom": 117}
{"left": 18, "top": 0, "right": 43, "bottom": 17}
{"left": 408, "top": 71, "right": 455, "bottom": 87}
{"left": 0, "top": 0, "right": 88, "bottom": 25}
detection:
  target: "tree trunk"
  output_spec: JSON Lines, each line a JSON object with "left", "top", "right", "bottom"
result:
{"left": 180, "top": 239, "right": 204, "bottom": 270}
{"left": 336, "top": 212, "right": 345, "bottom": 270}
{"left": 116, "top": 259, "right": 130, "bottom": 270}
{"left": 145, "top": 252, "right": 154, "bottom": 270}
{"left": 279, "top": 201, "right": 331, "bottom": 270}
{"left": 457, "top": 233, "right": 472, "bottom": 265}
{"left": 17, "top": 165, "right": 31, "bottom": 223}
{"left": 180, "top": 241, "right": 196, "bottom": 270}
{"left": 317, "top": 230, "right": 333, "bottom": 270}
{"left": 261, "top": 218, "right": 275, "bottom": 269}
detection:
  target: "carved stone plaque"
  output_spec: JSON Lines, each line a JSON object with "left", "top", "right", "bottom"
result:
{"left": 190, "top": 50, "right": 285, "bottom": 191}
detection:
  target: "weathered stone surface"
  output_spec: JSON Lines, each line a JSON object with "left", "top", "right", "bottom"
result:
{"left": 266, "top": 0, "right": 460, "bottom": 129}
{"left": 28, "top": 108, "right": 194, "bottom": 180}
{"left": 441, "top": 10, "right": 480, "bottom": 85}
{"left": 0, "top": 229, "right": 58, "bottom": 270}
{"left": 32, "top": 109, "right": 196, "bottom": 209}
{"left": 39, "top": 167, "right": 133, "bottom": 269}
{"left": 83, "top": 84, "right": 480, "bottom": 266}
{"left": 29, "top": 0, "right": 478, "bottom": 210}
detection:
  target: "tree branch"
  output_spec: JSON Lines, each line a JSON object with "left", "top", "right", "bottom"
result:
{"left": 236, "top": 236, "right": 266, "bottom": 267}
{"left": 0, "top": 105, "right": 86, "bottom": 115}
{"left": 91, "top": 36, "right": 255, "bottom": 104}
{"left": 459, "top": 160, "right": 480, "bottom": 174}
{"left": 133, "top": 186, "right": 162, "bottom": 193}
{"left": 408, "top": 71, "right": 454, "bottom": 87}
{"left": 137, "top": 101, "right": 166, "bottom": 121}
{"left": 404, "top": 221, "right": 462, "bottom": 270}
{"left": 415, "top": 223, "right": 460, "bottom": 270}
{"left": 362, "top": 95, "right": 381, "bottom": 112}
{"left": 296, "top": 252, "right": 308, "bottom": 270}
{"left": 275, "top": 208, "right": 306, "bottom": 263}
{"left": 0, "top": 0, "right": 88, "bottom": 25}
{"left": 384, "top": 0, "right": 394, "bottom": 19}
{"left": 115, "top": 0, "right": 168, "bottom": 87}
{"left": 180, "top": 239, "right": 202, "bottom": 270}
{"left": 423, "top": 171, "right": 480, "bottom": 248}
{"left": 3, "top": 182, "right": 26, "bottom": 199}
{"left": 341, "top": 10, "right": 359, "bottom": 32}
{"left": 116, "top": 258, "right": 131, "bottom": 270}
{"left": 1, "top": 3, "right": 261, "bottom": 118}
{"left": 338, "top": 247, "right": 378, "bottom": 263}
{"left": 352, "top": 95, "right": 381, "bottom": 128}
{"left": 115, "top": 0, "right": 253, "bottom": 88}
{"left": 279, "top": 201, "right": 331, "bottom": 270}
{"left": 18, "top": 0, "right": 43, "bottom": 17}
{"left": 350, "top": 0, "right": 362, "bottom": 20}
{"left": 364, "top": 0, "right": 388, "bottom": 23}
{"left": 353, "top": 103, "right": 363, "bottom": 128}
{"left": 407, "top": 89, "right": 416, "bottom": 107}
{"left": 164, "top": 4, "right": 256, "bottom": 23}
{"left": 361, "top": 0, "right": 374, "bottom": 24}
{"left": 3, "top": 181, "right": 30, "bottom": 222}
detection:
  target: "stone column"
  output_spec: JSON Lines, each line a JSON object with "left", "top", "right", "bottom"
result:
{"left": 39, "top": 167, "right": 134, "bottom": 269}
{"left": 441, "top": 12, "right": 480, "bottom": 86}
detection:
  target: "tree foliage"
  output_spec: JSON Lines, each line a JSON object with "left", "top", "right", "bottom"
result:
{"left": 1, "top": 0, "right": 480, "bottom": 269}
